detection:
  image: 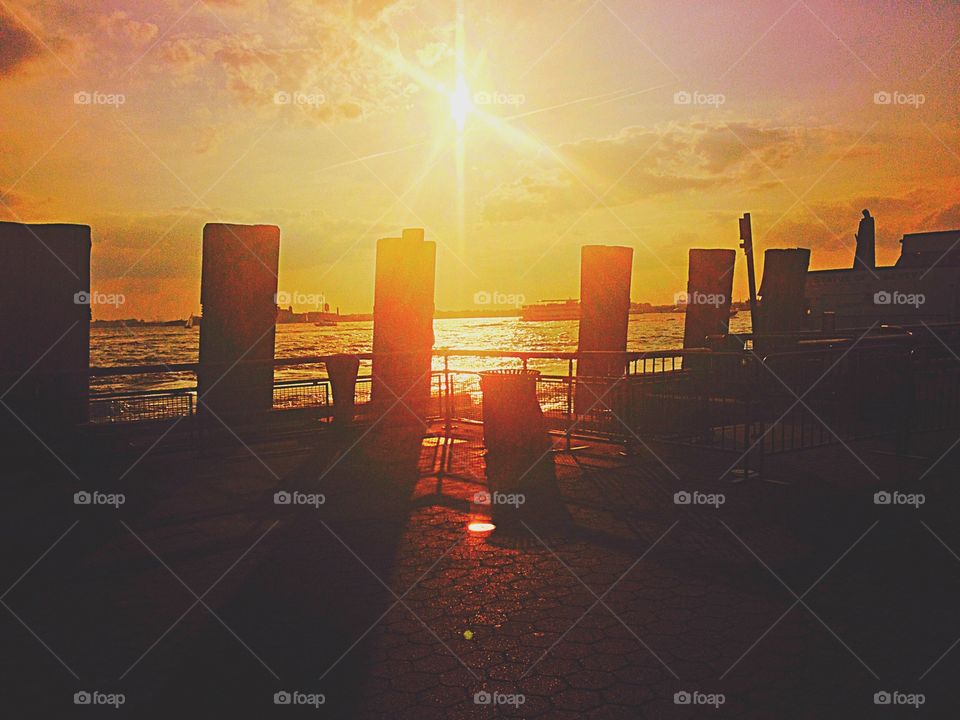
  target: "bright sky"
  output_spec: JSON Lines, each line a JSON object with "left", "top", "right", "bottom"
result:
{"left": 1, "top": 0, "right": 958, "bottom": 319}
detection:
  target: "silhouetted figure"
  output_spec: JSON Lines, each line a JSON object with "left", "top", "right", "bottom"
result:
{"left": 854, "top": 209, "right": 876, "bottom": 270}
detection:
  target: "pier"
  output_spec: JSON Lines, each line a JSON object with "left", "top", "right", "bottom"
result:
{"left": 2, "top": 217, "right": 960, "bottom": 716}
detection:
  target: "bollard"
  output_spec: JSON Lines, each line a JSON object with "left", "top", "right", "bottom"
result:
{"left": 478, "top": 369, "right": 546, "bottom": 454}
{"left": 326, "top": 353, "right": 360, "bottom": 427}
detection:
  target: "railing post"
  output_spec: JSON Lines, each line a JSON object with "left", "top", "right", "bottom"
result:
{"left": 444, "top": 353, "right": 452, "bottom": 435}
{"left": 566, "top": 358, "right": 574, "bottom": 451}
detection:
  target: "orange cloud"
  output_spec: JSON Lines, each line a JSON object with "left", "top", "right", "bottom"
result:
{"left": 482, "top": 122, "right": 868, "bottom": 222}
{"left": 98, "top": 10, "right": 159, "bottom": 47}
{"left": 0, "top": 5, "right": 44, "bottom": 76}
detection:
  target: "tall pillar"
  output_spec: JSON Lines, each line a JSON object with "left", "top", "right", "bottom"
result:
{"left": 682, "top": 249, "right": 735, "bottom": 349}
{"left": 0, "top": 222, "right": 90, "bottom": 430}
{"left": 371, "top": 228, "right": 436, "bottom": 423}
{"left": 757, "top": 248, "right": 811, "bottom": 349}
{"left": 575, "top": 245, "right": 633, "bottom": 414}
{"left": 197, "top": 223, "right": 280, "bottom": 419}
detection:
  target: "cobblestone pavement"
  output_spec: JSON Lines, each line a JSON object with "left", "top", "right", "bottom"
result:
{"left": 2, "top": 422, "right": 959, "bottom": 717}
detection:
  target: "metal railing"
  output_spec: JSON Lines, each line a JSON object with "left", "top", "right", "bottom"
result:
{"left": 81, "top": 339, "right": 960, "bottom": 470}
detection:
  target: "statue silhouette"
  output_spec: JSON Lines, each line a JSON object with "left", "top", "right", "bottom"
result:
{"left": 854, "top": 209, "right": 876, "bottom": 270}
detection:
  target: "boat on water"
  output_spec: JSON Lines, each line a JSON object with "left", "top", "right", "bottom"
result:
{"left": 520, "top": 299, "right": 580, "bottom": 321}
{"left": 184, "top": 314, "right": 201, "bottom": 328}
{"left": 314, "top": 319, "right": 337, "bottom": 327}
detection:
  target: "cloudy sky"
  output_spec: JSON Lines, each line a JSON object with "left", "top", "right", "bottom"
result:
{"left": 1, "top": 0, "right": 958, "bottom": 319}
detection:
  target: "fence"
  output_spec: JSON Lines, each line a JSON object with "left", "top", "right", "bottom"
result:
{"left": 81, "top": 336, "right": 960, "bottom": 473}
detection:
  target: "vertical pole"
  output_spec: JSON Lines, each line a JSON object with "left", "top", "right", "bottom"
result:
{"left": 740, "top": 213, "right": 760, "bottom": 337}
{"left": 566, "top": 358, "right": 574, "bottom": 451}
{"left": 443, "top": 353, "right": 451, "bottom": 435}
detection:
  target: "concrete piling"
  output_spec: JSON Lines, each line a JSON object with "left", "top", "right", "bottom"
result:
{"left": 371, "top": 228, "right": 436, "bottom": 424}
{"left": 682, "top": 249, "right": 736, "bottom": 349}
{"left": 575, "top": 245, "right": 633, "bottom": 415}
{"left": 197, "top": 223, "right": 280, "bottom": 419}
{"left": 0, "top": 222, "right": 91, "bottom": 430}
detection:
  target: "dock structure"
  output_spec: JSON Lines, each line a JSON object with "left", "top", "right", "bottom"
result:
{"left": 575, "top": 244, "right": 633, "bottom": 414}
{"left": 370, "top": 228, "right": 436, "bottom": 423}
{"left": 0, "top": 222, "right": 91, "bottom": 431}
{"left": 3, "top": 215, "right": 960, "bottom": 717}
{"left": 197, "top": 223, "right": 280, "bottom": 419}
{"left": 682, "top": 248, "right": 736, "bottom": 349}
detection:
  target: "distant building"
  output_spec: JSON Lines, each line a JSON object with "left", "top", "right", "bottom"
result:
{"left": 802, "top": 220, "right": 960, "bottom": 330}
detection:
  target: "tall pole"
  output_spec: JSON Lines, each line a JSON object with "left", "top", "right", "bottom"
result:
{"left": 739, "top": 213, "right": 759, "bottom": 336}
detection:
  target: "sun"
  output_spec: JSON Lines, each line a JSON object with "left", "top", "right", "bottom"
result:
{"left": 449, "top": 74, "right": 473, "bottom": 132}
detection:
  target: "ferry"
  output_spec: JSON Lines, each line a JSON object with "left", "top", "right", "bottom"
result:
{"left": 520, "top": 299, "right": 580, "bottom": 321}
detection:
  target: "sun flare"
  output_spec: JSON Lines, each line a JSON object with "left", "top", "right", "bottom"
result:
{"left": 449, "top": 74, "right": 472, "bottom": 132}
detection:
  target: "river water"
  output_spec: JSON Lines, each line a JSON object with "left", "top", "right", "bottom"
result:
{"left": 90, "top": 313, "right": 752, "bottom": 394}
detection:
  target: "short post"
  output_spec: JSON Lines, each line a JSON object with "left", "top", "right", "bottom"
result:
{"left": 326, "top": 353, "right": 360, "bottom": 427}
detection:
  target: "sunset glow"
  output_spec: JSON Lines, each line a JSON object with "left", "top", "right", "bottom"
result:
{"left": 0, "top": 2, "right": 957, "bottom": 320}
